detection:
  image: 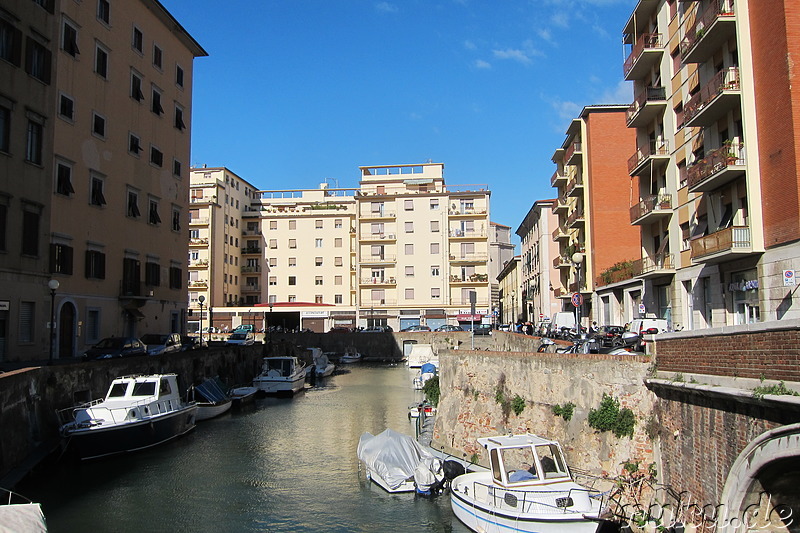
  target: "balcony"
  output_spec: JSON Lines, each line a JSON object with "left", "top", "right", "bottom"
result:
{"left": 187, "top": 279, "right": 209, "bottom": 289}
{"left": 189, "top": 237, "right": 209, "bottom": 247}
{"left": 361, "top": 233, "right": 396, "bottom": 242}
{"left": 241, "top": 265, "right": 261, "bottom": 273}
{"left": 449, "top": 253, "right": 488, "bottom": 263}
{"left": 566, "top": 209, "right": 585, "bottom": 228}
{"left": 361, "top": 298, "right": 397, "bottom": 307}
{"left": 242, "top": 229, "right": 262, "bottom": 237}
{"left": 360, "top": 277, "right": 396, "bottom": 286}
{"left": 551, "top": 225, "right": 571, "bottom": 241}
{"left": 448, "top": 207, "right": 488, "bottom": 217}
{"left": 553, "top": 196, "right": 569, "bottom": 213}
{"left": 119, "top": 281, "right": 154, "bottom": 299}
{"left": 360, "top": 210, "right": 396, "bottom": 220}
{"left": 550, "top": 169, "right": 569, "bottom": 187}
{"left": 565, "top": 141, "right": 582, "bottom": 166}
{"left": 635, "top": 253, "right": 675, "bottom": 279}
{"left": 553, "top": 256, "right": 573, "bottom": 269}
{"left": 596, "top": 260, "right": 637, "bottom": 287}
{"left": 188, "top": 259, "right": 209, "bottom": 269}
{"left": 684, "top": 68, "right": 740, "bottom": 127}
{"left": 553, "top": 286, "right": 569, "bottom": 298}
{"left": 691, "top": 226, "right": 753, "bottom": 263}
{"left": 360, "top": 254, "right": 396, "bottom": 264}
{"left": 449, "top": 273, "right": 489, "bottom": 285}
{"left": 626, "top": 86, "right": 667, "bottom": 128}
{"left": 565, "top": 175, "right": 583, "bottom": 197}
{"left": 630, "top": 194, "right": 672, "bottom": 225}
{"left": 448, "top": 229, "right": 487, "bottom": 239}
{"left": 624, "top": 33, "right": 664, "bottom": 81}
{"left": 687, "top": 143, "right": 746, "bottom": 193}
{"left": 680, "top": 0, "right": 737, "bottom": 64}
{"left": 189, "top": 217, "right": 209, "bottom": 226}
{"left": 628, "top": 139, "right": 670, "bottom": 176}
{"left": 242, "top": 285, "right": 261, "bottom": 293}
{"left": 241, "top": 246, "right": 261, "bottom": 255}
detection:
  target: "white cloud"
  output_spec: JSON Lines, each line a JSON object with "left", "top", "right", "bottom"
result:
{"left": 375, "top": 2, "right": 398, "bottom": 13}
{"left": 474, "top": 59, "right": 491, "bottom": 69}
{"left": 493, "top": 48, "right": 532, "bottom": 64}
{"left": 550, "top": 11, "right": 570, "bottom": 28}
{"left": 463, "top": 40, "right": 477, "bottom": 50}
{"left": 536, "top": 28, "right": 554, "bottom": 44}
{"left": 598, "top": 80, "right": 633, "bottom": 105}
{"left": 552, "top": 99, "right": 581, "bottom": 123}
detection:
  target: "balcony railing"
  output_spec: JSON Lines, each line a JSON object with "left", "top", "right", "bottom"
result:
{"left": 550, "top": 169, "right": 569, "bottom": 187}
{"left": 626, "top": 86, "right": 667, "bottom": 126}
{"left": 553, "top": 256, "right": 573, "bottom": 269}
{"left": 691, "top": 226, "right": 751, "bottom": 260}
{"left": 566, "top": 209, "right": 585, "bottom": 227}
{"left": 636, "top": 253, "right": 674, "bottom": 277}
{"left": 627, "top": 139, "right": 670, "bottom": 176}
{"left": 362, "top": 254, "right": 397, "bottom": 263}
{"left": 551, "top": 225, "right": 570, "bottom": 241}
{"left": 449, "top": 253, "right": 489, "bottom": 262}
{"left": 242, "top": 285, "right": 261, "bottom": 292}
{"left": 187, "top": 280, "right": 208, "bottom": 289}
{"left": 565, "top": 175, "right": 583, "bottom": 197}
{"left": 564, "top": 141, "right": 582, "bottom": 165}
{"left": 362, "top": 210, "right": 396, "bottom": 219}
{"left": 240, "top": 265, "right": 261, "bottom": 273}
{"left": 361, "top": 298, "right": 397, "bottom": 306}
{"left": 624, "top": 33, "right": 664, "bottom": 80}
{"left": 630, "top": 194, "right": 672, "bottom": 223}
{"left": 680, "top": 0, "right": 736, "bottom": 63}
{"left": 684, "top": 67, "right": 740, "bottom": 127}
{"left": 119, "top": 280, "right": 151, "bottom": 298}
{"left": 189, "top": 217, "right": 209, "bottom": 225}
{"left": 449, "top": 274, "right": 489, "bottom": 283}
{"left": 362, "top": 233, "right": 396, "bottom": 241}
{"left": 448, "top": 229, "right": 487, "bottom": 239}
{"left": 596, "top": 260, "right": 637, "bottom": 287}
{"left": 687, "top": 143, "right": 745, "bottom": 192}
{"left": 241, "top": 246, "right": 261, "bottom": 254}
{"left": 360, "top": 277, "right": 396, "bottom": 285}
{"left": 189, "top": 237, "right": 209, "bottom": 246}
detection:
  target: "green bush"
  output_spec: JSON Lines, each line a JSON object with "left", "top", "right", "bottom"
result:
{"left": 552, "top": 402, "right": 575, "bottom": 421}
{"left": 422, "top": 376, "right": 440, "bottom": 406}
{"left": 588, "top": 393, "right": 635, "bottom": 438}
{"left": 511, "top": 395, "right": 525, "bottom": 416}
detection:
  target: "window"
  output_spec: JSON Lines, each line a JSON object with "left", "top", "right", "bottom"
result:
{"left": 288, "top": 295, "right": 297, "bottom": 303}
{"left": 315, "top": 295, "right": 323, "bottom": 304}
{"left": 175, "top": 64, "right": 184, "bottom": 88}
{"left": 148, "top": 198, "right": 161, "bottom": 225}
{"left": 132, "top": 27, "right": 143, "bottom": 53}
{"left": 94, "top": 43, "right": 108, "bottom": 78}
{"left": 288, "top": 276, "right": 296, "bottom": 286}
{"left": 152, "top": 44, "right": 162, "bottom": 69}
{"left": 405, "top": 288, "right": 414, "bottom": 300}
{"left": 129, "top": 133, "right": 142, "bottom": 155}
{"left": 169, "top": 266, "right": 182, "bottom": 289}
{"left": 404, "top": 199, "right": 414, "bottom": 211}
{"left": 92, "top": 112, "right": 106, "bottom": 138}
{"left": 173, "top": 159, "right": 182, "bottom": 178}
{"left": 288, "top": 239, "right": 296, "bottom": 248}
{"left": 315, "top": 238, "right": 323, "bottom": 248}
{"left": 405, "top": 221, "right": 414, "bottom": 233}
{"left": 0, "top": 103, "right": 9, "bottom": 153}
{"left": 315, "top": 276, "right": 323, "bottom": 286}
{"left": 431, "top": 265, "right": 440, "bottom": 277}
{"left": 19, "top": 302, "right": 34, "bottom": 343}
{"left": 430, "top": 242, "right": 439, "bottom": 254}
{"left": 58, "top": 94, "right": 74, "bottom": 121}
{"left": 62, "top": 20, "right": 79, "bottom": 57}
{"left": 269, "top": 276, "right": 276, "bottom": 286}
{"left": 130, "top": 71, "right": 144, "bottom": 101}
{"left": 171, "top": 206, "right": 181, "bottom": 231}
{"left": 405, "top": 266, "right": 414, "bottom": 277}
{"left": 56, "top": 161, "right": 75, "bottom": 196}
{"left": 269, "top": 220, "right": 277, "bottom": 230}
{"left": 0, "top": 201, "right": 7, "bottom": 251}
{"left": 288, "top": 257, "right": 296, "bottom": 267}
{"left": 315, "top": 257, "right": 323, "bottom": 266}
{"left": 97, "top": 0, "right": 110, "bottom": 24}
{"left": 26, "top": 116, "right": 43, "bottom": 165}
{"left": 371, "top": 222, "right": 383, "bottom": 235}
{"left": 26, "top": 37, "right": 52, "bottom": 83}
{"left": 174, "top": 105, "right": 185, "bottom": 130}
{"left": 405, "top": 243, "right": 414, "bottom": 255}
{"left": 315, "top": 219, "right": 323, "bottom": 229}
{"left": 334, "top": 257, "right": 343, "bottom": 266}
{"left": 269, "top": 239, "right": 278, "bottom": 249}
{"left": 430, "top": 199, "right": 439, "bottom": 210}
{"left": 145, "top": 261, "right": 160, "bottom": 286}
{"left": 151, "top": 86, "right": 163, "bottom": 115}
{"left": 268, "top": 257, "right": 277, "bottom": 267}
{"left": 49, "top": 243, "right": 73, "bottom": 274}
{"left": 430, "top": 220, "right": 439, "bottom": 232}
{"left": 335, "top": 219, "right": 342, "bottom": 228}
{"left": 150, "top": 145, "right": 163, "bottom": 166}
{"left": 335, "top": 275, "right": 342, "bottom": 286}
{"left": 335, "top": 238, "right": 342, "bottom": 248}
{"left": 335, "top": 294, "right": 343, "bottom": 304}
{"left": 289, "top": 220, "right": 296, "bottom": 230}
{"left": 431, "top": 287, "right": 440, "bottom": 299}
{"left": 127, "top": 190, "right": 140, "bottom": 218}
{"left": 86, "top": 308, "right": 100, "bottom": 344}
{"left": 0, "top": 18, "right": 23, "bottom": 66}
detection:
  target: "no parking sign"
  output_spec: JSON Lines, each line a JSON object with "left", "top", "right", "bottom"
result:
{"left": 784, "top": 270, "right": 797, "bottom": 286}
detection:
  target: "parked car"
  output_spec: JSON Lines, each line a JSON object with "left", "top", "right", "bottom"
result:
{"left": 549, "top": 312, "right": 577, "bottom": 338}
{"left": 435, "top": 324, "right": 464, "bottom": 332}
{"left": 83, "top": 337, "right": 147, "bottom": 360}
{"left": 627, "top": 318, "right": 670, "bottom": 352}
{"left": 596, "top": 325, "right": 625, "bottom": 347}
{"left": 232, "top": 324, "right": 255, "bottom": 334}
{"left": 401, "top": 325, "right": 431, "bottom": 332}
{"left": 471, "top": 324, "right": 493, "bottom": 336}
{"left": 181, "top": 335, "right": 207, "bottom": 351}
{"left": 226, "top": 331, "right": 256, "bottom": 345}
{"left": 361, "top": 325, "right": 393, "bottom": 333}
{"left": 141, "top": 333, "right": 182, "bottom": 356}
{"left": 328, "top": 326, "right": 352, "bottom": 333}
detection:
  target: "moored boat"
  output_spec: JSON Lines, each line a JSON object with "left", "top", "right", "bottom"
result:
{"left": 357, "top": 428, "right": 445, "bottom": 494}
{"left": 412, "top": 362, "right": 437, "bottom": 390}
{"left": 406, "top": 343, "right": 437, "bottom": 368}
{"left": 0, "top": 487, "right": 47, "bottom": 533}
{"left": 308, "top": 347, "right": 335, "bottom": 377}
{"left": 229, "top": 386, "right": 258, "bottom": 405}
{"left": 339, "top": 347, "right": 362, "bottom": 364}
{"left": 191, "top": 376, "right": 233, "bottom": 421}
{"left": 57, "top": 374, "right": 197, "bottom": 461}
{"left": 450, "top": 433, "right": 605, "bottom": 533}
{"left": 253, "top": 356, "right": 307, "bottom": 395}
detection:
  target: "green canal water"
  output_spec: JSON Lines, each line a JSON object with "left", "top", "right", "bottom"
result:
{"left": 21, "top": 363, "right": 471, "bottom": 533}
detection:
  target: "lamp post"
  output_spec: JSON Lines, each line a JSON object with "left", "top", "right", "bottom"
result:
{"left": 198, "top": 295, "right": 205, "bottom": 346}
{"left": 48, "top": 279, "right": 59, "bottom": 362}
{"left": 572, "top": 252, "right": 584, "bottom": 337}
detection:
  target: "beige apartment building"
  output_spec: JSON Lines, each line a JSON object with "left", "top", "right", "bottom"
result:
{"left": 598, "top": 0, "right": 800, "bottom": 330}
{"left": 0, "top": 0, "right": 205, "bottom": 362}
{"left": 516, "top": 199, "right": 561, "bottom": 325}
{"left": 489, "top": 222, "right": 516, "bottom": 323}
{"left": 497, "top": 256, "right": 520, "bottom": 326}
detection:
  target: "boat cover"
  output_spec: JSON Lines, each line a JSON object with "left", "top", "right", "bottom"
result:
{"left": 357, "top": 428, "right": 434, "bottom": 490}
{"left": 195, "top": 376, "right": 229, "bottom": 403}
{"left": 420, "top": 363, "right": 437, "bottom": 375}
{"left": 0, "top": 503, "right": 47, "bottom": 533}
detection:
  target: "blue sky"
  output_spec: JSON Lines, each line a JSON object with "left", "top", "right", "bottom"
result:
{"left": 163, "top": 0, "right": 635, "bottom": 243}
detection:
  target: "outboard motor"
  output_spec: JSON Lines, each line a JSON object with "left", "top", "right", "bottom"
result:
{"left": 414, "top": 457, "right": 446, "bottom": 497}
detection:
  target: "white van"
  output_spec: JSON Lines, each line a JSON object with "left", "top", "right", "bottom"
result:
{"left": 550, "top": 312, "right": 577, "bottom": 337}
{"left": 627, "top": 318, "right": 669, "bottom": 352}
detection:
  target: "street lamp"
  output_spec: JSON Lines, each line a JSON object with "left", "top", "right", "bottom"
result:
{"left": 198, "top": 295, "right": 205, "bottom": 345}
{"left": 48, "top": 279, "right": 59, "bottom": 362}
{"left": 572, "top": 252, "right": 584, "bottom": 337}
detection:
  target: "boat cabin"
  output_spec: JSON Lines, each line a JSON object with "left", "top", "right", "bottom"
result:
{"left": 479, "top": 434, "right": 572, "bottom": 487}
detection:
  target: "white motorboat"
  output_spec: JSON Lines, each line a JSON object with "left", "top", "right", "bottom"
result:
{"left": 408, "top": 401, "right": 437, "bottom": 419}
{"left": 307, "top": 347, "right": 335, "bottom": 377}
{"left": 406, "top": 343, "right": 438, "bottom": 368}
{"left": 0, "top": 488, "right": 47, "bottom": 533}
{"left": 357, "top": 428, "right": 445, "bottom": 494}
{"left": 229, "top": 386, "right": 258, "bottom": 405}
{"left": 339, "top": 347, "right": 362, "bottom": 364}
{"left": 450, "top": 434, "right": 605, "bottom": 533}
{"left": 191, "top": 377, "right": 233, "bottom": 421}
{"left": 412, "top": 362, "right": 437, "bottom": 390}
{"left": 57, "top": 374, "right": 197, "bottom": 461}
{"left": 253, "top": 356, "right": 307, "bottom": 395}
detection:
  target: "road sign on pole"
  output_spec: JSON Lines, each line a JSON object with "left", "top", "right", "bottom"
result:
{"left": 571, "top": 293, "right": 583, "bottom": 307}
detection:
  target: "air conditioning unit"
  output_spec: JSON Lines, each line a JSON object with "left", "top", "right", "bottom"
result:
{"left": 147, "top": 290, "right": 154, "bottom": 297}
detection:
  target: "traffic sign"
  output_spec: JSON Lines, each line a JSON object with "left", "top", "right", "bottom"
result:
{"left": 639, "top": 303, "right": 646, "bottom": 314}
{"left": 571, "top": 293, "right": 583, "bottom": 307}
{"left": 784, "top": 270, "right": 796, "bottom": 286}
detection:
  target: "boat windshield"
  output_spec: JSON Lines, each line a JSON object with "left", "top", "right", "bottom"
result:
{"left": 534, "top": 444, "right": 570, "bottom": 480}
{"left": 494, "top": 446, "right": 538, "bottom": 484}
{"left": 107, "top": 382, "right": 129, "bottom": 398}
{"left": 131, "top": 381, "right": 156, "bottom": 397}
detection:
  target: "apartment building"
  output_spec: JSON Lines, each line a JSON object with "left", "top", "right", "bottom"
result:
{"left": 604, "top": 0, "right": 800, "bottom": 330}
{"left": 0, "top": 0, "right": 205, "bottom": 362}
{"left": 550, "top": 106, "right": 640, "bottom": 329}
{"left": 489, "top": 222, "right": 516, "bottom": 322}
{"left": 357, "top": 163, "right": 491, "bottom": 331}
{"left": 497, "top": 256, "right": 520, "bottom": 326}
{"left": 0, "top": 1, "right": 58, "bottom": 361}
{"left": 516, "top": 199, "right": 561, "bottom": 324}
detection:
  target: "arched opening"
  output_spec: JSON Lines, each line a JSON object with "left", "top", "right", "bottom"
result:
{"left": 58, "top": 302, "right": 76, "bottom": 359}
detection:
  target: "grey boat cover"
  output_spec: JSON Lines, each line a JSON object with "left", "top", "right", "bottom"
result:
{"left": 357, "top": 428, "right": 434, "bottom": 490}
{"left": 195, "top": 376, "right": 229, "bottom": 403}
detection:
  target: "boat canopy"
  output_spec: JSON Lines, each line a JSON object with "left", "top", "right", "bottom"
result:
{"left": 420, "top": 362, "right": 437, "bottom": 375}
{"left": 194, "top": 377, "right": 229, "bottom": 403}
{"left": 357, "top": 428, "right": 434, "bottom": 491}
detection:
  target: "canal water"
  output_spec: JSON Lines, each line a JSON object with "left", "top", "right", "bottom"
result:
{"left": 21, "top": 363, "right": 472, "bottom": 533}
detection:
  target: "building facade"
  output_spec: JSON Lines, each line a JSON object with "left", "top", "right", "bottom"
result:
{"left": 516, "top": 199, "right": 561, "bottom": 325}
{"left": 489, "top": 222, "right": 516, "bottom": 324}
{"left": 497, "top": 256, "right": 520, "bottom": 326}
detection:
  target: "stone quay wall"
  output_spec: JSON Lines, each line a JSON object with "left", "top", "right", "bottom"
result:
{"left": 431, "top": 349, "right": 656, "bottom": 478}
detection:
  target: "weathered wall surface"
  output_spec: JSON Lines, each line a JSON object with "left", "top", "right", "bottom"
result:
{"left": 432, "top": 349, "right": 656, "bottom": 477}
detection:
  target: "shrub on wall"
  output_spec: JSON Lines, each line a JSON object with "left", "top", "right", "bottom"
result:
{"left": 422, "top": 376, "right": 440, "bottom": 406}
{"left": 552, "top": 402, "right": 575, "bottom": 421}
{"left": 588, "top": 393, "right": 635, "bottom": 438}
{"left": 511, "top": 395, "right": 525, "bottom": 416}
